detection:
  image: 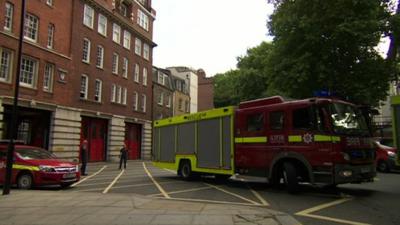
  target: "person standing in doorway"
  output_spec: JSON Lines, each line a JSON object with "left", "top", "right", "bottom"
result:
{"left": 80, "top": 139, "right": 88, "bottom": 176}
{"left": 119, "top": 143, "right": 128, "bottom": 170}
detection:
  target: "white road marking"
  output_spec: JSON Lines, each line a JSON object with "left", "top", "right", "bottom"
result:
{"left": 102, "top": 169, "right": 125, "bottom": 194}
{"left": 71, "top": 165, "right": 107, "bottom": 187}
{"left": 161, "top": 197, "right": 266, "bottom": 207}
{"left": 205, "top": 183, "right": 260, "bottom": 205}
{"left": 143, "top": 162, "right": 171, "bottom": 198}
{"left": 164, "top": 169, "right": 176, "bottom": 174}
{"left": 295, "top": 197, "right": 371, "bottom": 225}
{"left": 148, "top": 186, "right": 213, "bottom": 197}
{"left": 248, "top": 186, "right": 269, "bottom": 206}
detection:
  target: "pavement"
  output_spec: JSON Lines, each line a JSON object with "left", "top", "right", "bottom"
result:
{"left": 0, "top": 190, "right": 301, "bottom": 225}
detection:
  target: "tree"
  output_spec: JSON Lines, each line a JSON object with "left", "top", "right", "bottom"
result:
{"left": 267, "top": 0, "right": 392, "bottom": 105}
{"left": 214, "top": 42, "right": 275, "bottom": 107}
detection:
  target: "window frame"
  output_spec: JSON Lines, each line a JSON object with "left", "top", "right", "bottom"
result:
{"left": 96, "top": 45, "right": 104, "bottom": 68}
{"left": 122, "top": 57, "right": 128, "bottom": 78}
{"left": 141, "top": 94, "right": 146, "bottom": 112}
{"left": 4, "top": 2, "right": 14, "bottom": 31}
{"left": 94, "top": 79, "right": 102, "bottom": 102}
{"left": 82, "top": 38, "right": 91, "bottom": 63}
{"left": 19, "top": 56, "right": 38, "bottom": 88}
{"left": 134, "top": 38, "right": 142, "bottom": 55}
{"left": 47, "top": 23, "right": 55, "bottom": 49}
{"left": 112, "top": 53, "right": 119, "bottom": 74}
{"left": 269, "top": 111, "right": 284, "bottom": 130}
{"left": 123, "top": 30, "right": 131, "bottom": 49}
{"left": 83, "top": 4, "right": 94, "bottom": 29}
{"left": 80, "top": 74, "right": 89, "bottom": 99}
{"left": 43, "top": 63, "right": 54, "bottom": 92}
{"left": 143, "top": 43, "right": 150, "bottom": 60}
{"left": 142, "top": 67, "right": 147, "bottom": 86}
{"left": 112, "top": 23, "right": 121, "bottom": 44}
{"left": 23, "top": 13, "right": 39, "bottom": 43}
{"left": 0, "top": 48, "right": 13, "bottom": 83}
{"left": 133, "top": 91, "right": 138, "bottom": 111}
{"left": 97, "top": 14, "right": 107, "bottom": 36}
{"left": 134, "top": 64, "right": 140, "bottom": 82}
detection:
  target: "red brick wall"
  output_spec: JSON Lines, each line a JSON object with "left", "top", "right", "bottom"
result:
{"left": 197, "top": 69, "right": 214, "bottom": 111}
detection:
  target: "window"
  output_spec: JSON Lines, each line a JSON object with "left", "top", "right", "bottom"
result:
{"left": 157, "top": 73, "right": 164, "bottom": 85}
{"left": 134, "top": 64, "right": 139, "bottom": 82}
{"left": 133, "top": 92, "right": 138, "bottom": 111}
{"left": 137, "top": 9, "right": 149, "bottom": 31}
{"left": 43, "top": 63, "right": 54, "bottom": 92}
{"left": 166, "top": 95, "right": 171, "bottom": 108}
{"left": 46, "top": 0, "right": 53, "bottom": 6}
{"left": 47, "top": 23, "right": 55, "bottom": 49}
{"left": 247, "top": 113, "right": 264, "bottom": 132}
{"left": 270, "top": 111, "right": 284, "bottom": 130}
{"left": 19, "top": 56, "right": 37, "bottom": 88}
{"left": 123, "top": 30, "right": 131, "bottom": 49}
{"left": 120, "top": 3, "right": 128, "bottom": 16}
{"left": 112, "top": 53, "right": 119, "bottom": 74}
{"left": 141, "top": 94, "right": 146, "bottom": 112}
{"left": 4, "top": 2, "right": 13, "bottom": 31}
{"left": 80, "top": 75, "right": 88, "bottom": 99}
{"left": 293, "top": 107, "right": 313, "bottom": 130}
{"left": 122, "top": 57, "right": 128, "bottom": 78}
{"left": 96, "top": 45, "right": 104, "bottom": 68}
{"left": 117, "top": 86, "right": 122, "bottom": 103}
{"left": 135, "top": 38, "right": 142, "bottom": 55}
{"left": 94, "top": 79, "right": 102, "bottom": 102}
{"left": 82, "top": 38, "right": 91, "bottom": 63}
{"left": 111, "top": 84, "right": 116, "bottom": 102}
{"left": 24, "top": 13, "right": 39, "bottom": 42}
{"left": 83, "top": 4, "right": 94, "bottom": 28}
{"left": 98, "top": 14, "right": 107, "bottom": 36}
{"left": 158, "top": 92, "right": 164, "bottom": 105}
{"left": 142, "top": 67, "right": 147, "bottom": 86}
{"left": 0, "top": 49, "right": 12, "bottom": 82}
{"left": 122, "top": 88, "right": 127, "bottom": 105}
{"left": 113, "top": 23, "right": 121, "bottom": 44}
{"left": 178, "top": 99, "right": 183, "bottom": 111}
{"left": 143, "top": 43, "right": 150, "bottom": 60}
{"left": 185, "top": 101, "right": 190, "bottom": 113}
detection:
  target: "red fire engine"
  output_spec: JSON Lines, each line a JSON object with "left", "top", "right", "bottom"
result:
{"left": 153, "top": 96, "right": 376, "bottom": 192}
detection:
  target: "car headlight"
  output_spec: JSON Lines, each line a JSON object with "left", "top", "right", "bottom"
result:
{"left": 39, "top": 165, "right": 56, "bottom": 172}
{"left": 75, "top": 165, "right": 79, "bottom": 172}
{"left": 388, "top": 151, "right": 396, "bottom": 159}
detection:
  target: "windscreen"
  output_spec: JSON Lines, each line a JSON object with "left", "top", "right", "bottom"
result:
{"left": 16, "top": 148, "right": 57, "bottom": 160}
{"left": 329, "top": 102, "right": 369, "bottom": 136}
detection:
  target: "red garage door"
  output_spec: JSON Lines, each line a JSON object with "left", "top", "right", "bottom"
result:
{"left": 81, "top": 117, "right": 108, "bottom": 162}
{"left": 125, "top": 123, "right": 141, "bottom": 160}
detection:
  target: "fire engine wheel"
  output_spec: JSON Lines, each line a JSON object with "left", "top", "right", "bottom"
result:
{"left": 283, "top": 162, "right": 299, "bottom": 194}
{"left": 377, "top": 161, "right": 390, "bottom": 173}
{"left": 180, "top": 161, "right": 193, "bottom": 180}
{"left": 17, "top": 173, "right": 33, "bottom": 189}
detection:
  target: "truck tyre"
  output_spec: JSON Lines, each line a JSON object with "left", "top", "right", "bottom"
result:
{"left": 17, "top": 173, "right": 33, "bottom": 189}
{"left": 377, "top": 161, "right": 390, "bottom": 173}
{"left": 283, "top": 162, "right": 299, "bottom": 194}
{"left": 179, "top": 161, "right": 193, "bottom": 180}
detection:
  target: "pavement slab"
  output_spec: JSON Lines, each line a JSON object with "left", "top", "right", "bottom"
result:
{"left": 0, "top": 190, "right": 301, "bottom": 225}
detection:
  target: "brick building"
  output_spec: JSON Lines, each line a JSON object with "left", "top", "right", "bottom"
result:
{"left": 197, "top": 69, "right": 214, "bottom": 111}
{"left": 152, "top": 67, "right": 173, "bottom": 120}
{"left": 0, "top": 0, "right": 156, "bottom": 162}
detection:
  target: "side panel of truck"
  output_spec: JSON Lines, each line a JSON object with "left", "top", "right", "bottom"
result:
{"left": 153, "top": 107, "right": 235, "bottom": 175}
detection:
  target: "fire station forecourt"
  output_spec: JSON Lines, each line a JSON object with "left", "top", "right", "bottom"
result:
{"left": 0, "top": 161, "right": 301, "bottom": 225}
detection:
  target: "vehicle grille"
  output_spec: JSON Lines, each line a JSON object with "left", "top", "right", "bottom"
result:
{"left": 348, "top": 149, "right": 375, "bottom": 161}
{"left": 55, "top": 167, "right": 76, "bottom": 173}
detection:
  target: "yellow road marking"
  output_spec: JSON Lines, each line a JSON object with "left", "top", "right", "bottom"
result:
{"left": 148, "top": 186, "right": 213, "bottom": 197}
{"left": 248, "top": 186, "right": 269, "bottom": 206}
{"left": 71, "top": 165, "right": 107, "bottom": 187}
{"left": 143, "top": 162, "right": 171, "bottom": 198}
{"left": 205, "top": 183, "right": 260, "bottom": 205}
{"left": 295, "top": 197, "right": 371, "bottom": 225}
{"left": 103, "top": 169, "right": 125, "bottom": 194}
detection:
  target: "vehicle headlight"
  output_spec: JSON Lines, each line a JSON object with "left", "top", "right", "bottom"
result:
{"left": 39, "top": 165, "right": 56, "bottom": 172}
{"left": 342, "top": 152, "right": 350, "bottom": 161}
{"left": 388, "top": 151, "right": 396, "bottom": 159}
{"left": 75, "top": 165, "right": 79, "bottom": 172}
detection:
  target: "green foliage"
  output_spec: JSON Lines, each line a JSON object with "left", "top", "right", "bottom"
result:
{"left": 267, "top": 0, "right": 392, "bottom": 105}
{"left": 214, "top": 42, "right": 274, "bottom": 107}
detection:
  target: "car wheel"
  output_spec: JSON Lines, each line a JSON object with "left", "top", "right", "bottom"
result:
{"left": 283, "top": 162, "right": 299, "bottom": 194}
{"left": 179, "top": 161, "right": 193, "bottom": 180}
{"left": 377, "top": 161, "right": 390, "bottom": 173}
{"left": 17, "top": 173, "right": 33, "bottom": 189}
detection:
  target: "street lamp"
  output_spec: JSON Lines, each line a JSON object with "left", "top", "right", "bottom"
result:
{"left": 3, "top": 0, "right": 26, "bottom": 195}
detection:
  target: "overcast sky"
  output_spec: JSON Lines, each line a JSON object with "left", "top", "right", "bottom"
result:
{"left": 152, "top": 0, "right": 274, "bottom": 77}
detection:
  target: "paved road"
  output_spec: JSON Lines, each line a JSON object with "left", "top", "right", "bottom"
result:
{"left": 62, "top": 161, "right": 400, "bottom": 225}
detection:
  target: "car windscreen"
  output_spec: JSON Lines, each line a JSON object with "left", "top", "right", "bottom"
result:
{"left": 16, "top": 148, "right": 57, "bottom": 160}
